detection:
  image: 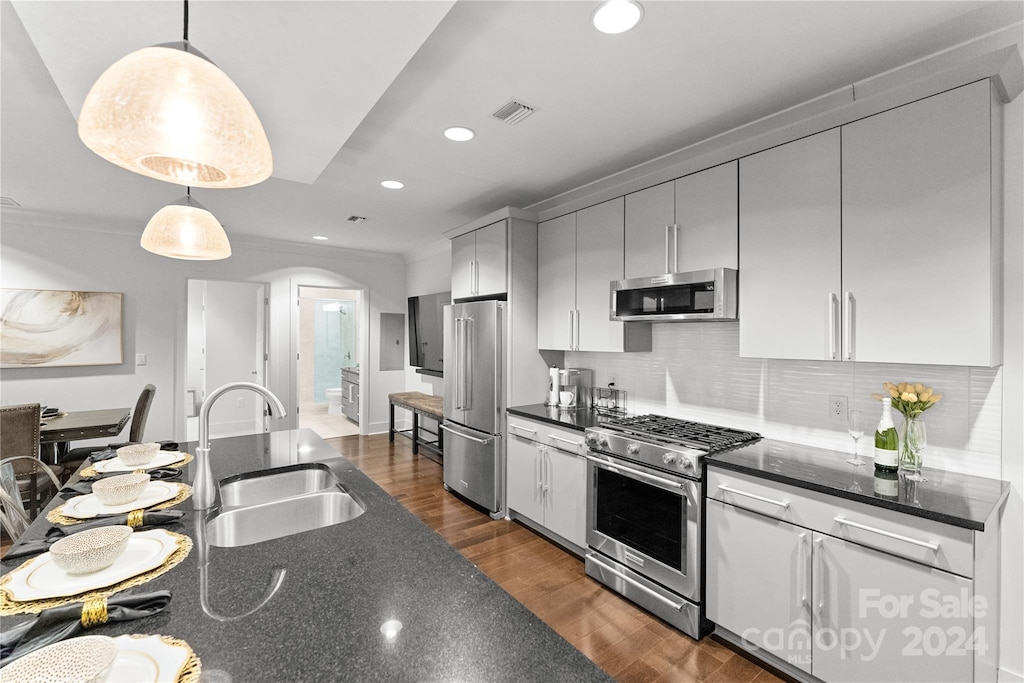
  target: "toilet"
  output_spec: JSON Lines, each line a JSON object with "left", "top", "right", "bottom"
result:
{"left": 325, "top": 387, "right": 343, "bottom": 416}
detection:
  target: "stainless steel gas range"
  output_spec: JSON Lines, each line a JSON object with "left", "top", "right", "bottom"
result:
{"left": 583, "top": 414, "right": 761, "bottom": 639}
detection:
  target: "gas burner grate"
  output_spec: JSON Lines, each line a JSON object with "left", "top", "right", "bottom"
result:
{"left": 602, "top": 414, "right": 761, "bottom": 453}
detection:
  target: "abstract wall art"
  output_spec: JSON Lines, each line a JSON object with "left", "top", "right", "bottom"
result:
{"left": 0, "top": 289, "right": 123, "bottom": 368}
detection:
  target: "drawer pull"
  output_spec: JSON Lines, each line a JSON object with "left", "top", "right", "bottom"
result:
{"left": 547, "top": 434, "right": 583, "bottom": 450}
{"left": 509, "top": 424, "right": 538, "bottom": 437}
{"left": 833, "top": 516, "right": 939, "bottom": 552}
{"left": 718, "top": 484, "right": 790, "bottom": 509}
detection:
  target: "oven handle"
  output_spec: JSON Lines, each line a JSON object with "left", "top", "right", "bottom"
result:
{"left": 584, "top": 454, "right": 686, "bottom": 490}
{"left": 587, "top": 553, "right": 685, "bottom": 612}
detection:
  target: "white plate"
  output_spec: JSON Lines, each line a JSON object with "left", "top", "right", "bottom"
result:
{"left": 3, "top": 529, "right": 181, "bottom": 602}
{"left": 93, "top": 451, "right": 186, "bottom": 474}
{"left": 1, "top": 635, "right": 117, "bottom": 682}
{"left": 104, "top": 634, "right": 193, "bottom": 683}
{"left": 61, "top": 482, "right": 181, "bottom": 519}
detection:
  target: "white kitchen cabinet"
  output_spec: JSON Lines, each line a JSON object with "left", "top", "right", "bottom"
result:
{"left": 706, "top": 467, "right": 998, "bottom": 683}
{"left": 740, "top": 80, "right": 1002, "bottom": 365}
{"left": 706, "top": 498, "right": 812, "bottom": 674}
{"left": 451, "top": 219, "right": 508, "bottom": 300}
{"left": 624, "top": 163, "right": 738, "bottom": 280}
{"left": 506, "top": 415, "right": 587, "bottom": 551}
{"left": 538, "top": 198, "right": 650, "bottom": 352}
{"left": 841, "top": 79, "right": 1000, "bottom": 366}
{"left": 739, "top": 129, "right": 842, "bottom": 360}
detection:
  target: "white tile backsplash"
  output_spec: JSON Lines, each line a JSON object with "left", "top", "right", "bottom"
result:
{"left": 566, "top": 323, "right": 1002, "bottom": 478}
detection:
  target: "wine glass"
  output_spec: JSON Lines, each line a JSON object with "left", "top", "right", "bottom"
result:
{"left": 846, "top": 410, "right": 866, "bottom": 466}
{"left": 905, "top": 420, "right": 928, "bottom": 482}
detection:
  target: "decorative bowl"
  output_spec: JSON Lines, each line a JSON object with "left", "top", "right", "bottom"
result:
{"left": 116, "top": 442, "right": 160, "bottom": 466}
{"left": 50, "top": 525, "right": 133, "bottom": 575}
{"left": 91, "top": 472, "right": 151, "bottom": 505}
{"left": 0, "top": 635, "right": 118, "bottom": 682}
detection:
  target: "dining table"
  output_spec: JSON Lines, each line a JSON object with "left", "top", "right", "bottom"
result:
{"left": 39, "top": 408, "right": 130, "bottom": 464}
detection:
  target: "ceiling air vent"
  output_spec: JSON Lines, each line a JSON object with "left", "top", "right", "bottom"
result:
{"left": 0, "top": 196, "right": 21, "bottom": 207}
{"left": 491, "top": 99, "right": 536, "bottom": 125}
{"left": 347, "top": 216, "right": 367, "bottom": 224}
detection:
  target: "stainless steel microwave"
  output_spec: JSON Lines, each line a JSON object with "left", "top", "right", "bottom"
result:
{"left": 610, "top": 268, "right": 737, "bottom": 322}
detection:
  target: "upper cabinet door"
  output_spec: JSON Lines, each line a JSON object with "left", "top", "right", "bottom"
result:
{"left": 739, "top": 129, "right": 842, "bottom": 360}
{"left": 624, "top": 182, "right": 674, "bottom": 279}
{"left": 451, "top": 231, "right": 476, "bottom": 300}
{"left": 576, "top": 197, "right": 626, "bottom": 352}
{"left": 474, "top": 220, "right": 508, "bottom": 299}
{"left": 537, "top": 213, "right": 577, "bottom": 350}
{"left": 842, "top": 80, "right": 997, "bottom": 366}
{"left": 674, "top": 161, "right": 738, "bottom": 272}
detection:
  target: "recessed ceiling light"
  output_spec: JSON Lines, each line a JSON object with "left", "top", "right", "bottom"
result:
{"left": 312, "top": 235, "right": 328, "bottom": 241}
{"left": 592, "top": 1, "right": 643, "bottom": 34}
{"left": 444, "top": 126, "right": 475, "bottom": 142}
{"left": 381, "top": 180, "right": 404, "bottom": 190}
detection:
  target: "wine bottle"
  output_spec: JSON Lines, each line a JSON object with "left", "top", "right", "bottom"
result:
{"left": 874, "top": 397, "right": 899, "bottom": 472}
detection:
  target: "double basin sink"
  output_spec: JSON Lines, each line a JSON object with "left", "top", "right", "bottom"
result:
{"left": 205, "top": 462, "right": 365, "bottom": 547}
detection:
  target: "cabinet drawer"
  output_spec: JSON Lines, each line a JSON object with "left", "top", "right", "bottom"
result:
{"left": 507, "top": 416, "right": 587, "bottom": 456}
{"left": 706, "top": 467, "right": 974, "bottom": 577}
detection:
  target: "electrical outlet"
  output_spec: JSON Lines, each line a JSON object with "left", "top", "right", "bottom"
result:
{"left": 829, "top": 395, "right": 848, "bottom": 421}
{"left": 135, "top": 353, "right": 147, "bottom": 366}
{"left": 236, "top": 397, "right": 245, "bottom": 408}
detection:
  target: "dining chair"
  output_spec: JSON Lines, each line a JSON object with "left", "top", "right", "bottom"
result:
{"left": 59, "top": 384, "right": 157, "bottom": 479}
{"left": 0, "top": 456, "right": 61, "bottom": 544}
{"left": 0, "top": 404, "right": 62, "bottom": 518}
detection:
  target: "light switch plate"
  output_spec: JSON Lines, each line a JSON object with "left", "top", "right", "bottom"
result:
{"left": 135, "top": 353, "right": 147, "bottom": 366}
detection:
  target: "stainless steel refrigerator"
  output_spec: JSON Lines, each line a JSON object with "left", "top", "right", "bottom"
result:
{"left": 442, "top": 299, "right": 504, "bottom": 518}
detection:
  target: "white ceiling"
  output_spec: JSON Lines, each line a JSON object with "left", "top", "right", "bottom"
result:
{"left": 2, "top": 1, "right": 1022, "bottom": 258}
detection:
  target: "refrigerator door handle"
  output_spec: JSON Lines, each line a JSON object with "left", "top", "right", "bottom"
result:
{"left": 454, "top": 317, "right": 463, "bottom": 410}
{"left": 441, "top": 423, "right": 493, "bottom": 445}
{"left": 463, "top": 316, "right": 473, "bottom": 410}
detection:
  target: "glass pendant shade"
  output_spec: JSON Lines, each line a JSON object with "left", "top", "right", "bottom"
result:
{"left": 141, "top": 195, "right": 232, "bottom": 260}
{"left": 78, "top": 42, "right": 272, "bottom": 189}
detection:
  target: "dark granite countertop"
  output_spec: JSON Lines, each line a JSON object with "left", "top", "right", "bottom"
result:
{"left": 507, "top": 404, "right": 614, "bottom": 432}
{"left": 3, "top": 429, "right": 610, "bottom": 682}
{"left": 708, "top": 439, "right": 1010, "bottom": 532}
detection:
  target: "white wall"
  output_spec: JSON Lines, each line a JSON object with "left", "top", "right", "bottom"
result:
{"left": 0, "top": 213, "right": 407, "bottom": 441}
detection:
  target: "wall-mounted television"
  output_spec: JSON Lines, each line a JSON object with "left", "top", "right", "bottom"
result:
{"left": 408, "top": 291, "right": 450, "bottom": 374}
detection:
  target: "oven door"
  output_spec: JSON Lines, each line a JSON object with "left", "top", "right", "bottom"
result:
{"left": 585, "top": 453, "right": 700, "bottom": 602}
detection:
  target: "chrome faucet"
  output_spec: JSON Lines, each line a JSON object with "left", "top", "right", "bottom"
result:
{"left": 193, "top": 382, "right": 287, "bottom": 510}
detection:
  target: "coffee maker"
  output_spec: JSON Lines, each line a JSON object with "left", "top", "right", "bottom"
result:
{"left": 546, "top": 367, "right": 592, "bottom": 410}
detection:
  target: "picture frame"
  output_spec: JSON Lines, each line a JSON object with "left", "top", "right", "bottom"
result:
{"left": 0, "top": 288, "right": 124, "bottom": 368}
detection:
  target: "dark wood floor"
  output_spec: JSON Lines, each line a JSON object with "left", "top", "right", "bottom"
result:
{"left": 328, "top": 433, "right": 783, "bottom": 683}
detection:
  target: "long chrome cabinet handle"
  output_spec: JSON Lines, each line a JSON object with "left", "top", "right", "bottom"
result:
{"left": 828, "top": 293, "right": 839, "bottom": 360}
{"left": 815, "top": 537, "right": 824, "bottom": 616}
{"left": 567, "top": 310, "right": 574, "bottom": 350}
{"left": 547, "top": 434, "right": 584, "bottom": 451}
{"left": 844, "top": 291, "right": 853, "bottom": 360}
{"left": 833, "top": 516, "right": 940, "bottom": 551}
{"left": 665, "top": 225, "right": 672, "bottom": 274}
{"left": 798, "top": 532, "right": 808, "bottom": 608}
{"left": 717, "top": 484, "right": 790, "bottom": 509}
{"left": 584, "top": 455, "right": 684, "bottom": 489}
{"left": 574, "top": 309, "right": 580, "bottom": 350}
{"left": 587, "top": 553, "right": 685, "bottom": 612}
{"left": 509, "top": 424, "right": 538, "bottom": 438}
{"left": 673, "top": 224, "right": 680, "bottom": 273}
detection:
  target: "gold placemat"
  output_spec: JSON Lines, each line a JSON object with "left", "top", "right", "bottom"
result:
{"left": 46, "top": 484, "right": 193, "bottom": 526}
{"left": 79, "top": 452, "right": 194, "bottom": 479}
{"left": 0, "top": 532, "right": 192, "bottom": 615}
{"left": 123, "top": 634, "right": 202, "bottom": 683}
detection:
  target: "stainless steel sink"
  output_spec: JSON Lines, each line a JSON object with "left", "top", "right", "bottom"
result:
{"left": 218, "top": 463, "right": 340, "bottom": 508}
{"left": 205, "top": 490, "right": 365, "bottom": 548}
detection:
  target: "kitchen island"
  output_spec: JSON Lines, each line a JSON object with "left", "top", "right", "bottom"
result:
{"left": 2, "top": 429, "right": 611, "bottom": 682}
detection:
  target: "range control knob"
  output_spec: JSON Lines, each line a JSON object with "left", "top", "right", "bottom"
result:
{"left": 679, "top": 457, "right": 695, "bottom": 472}
{"left": 662, "top": 453, "right": 677, "bottom": 466}
{"left": 585, "top": 432, "right": 600, "bottom": 447}
{"left": 626, "top": 443, "right": 641, "bottom": 456}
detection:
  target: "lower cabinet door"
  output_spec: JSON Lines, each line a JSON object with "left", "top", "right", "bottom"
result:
{"left": 706, "top": 499, "right": 812, "bottom": 674}
{"left": 543, "top": 447, "right": 587, "bottom": 549}
{"left": 506, "top": 434, "right": 544, "bottom": 523}
{"left": 813, "top": 534, "right": 975, "bottom": 683}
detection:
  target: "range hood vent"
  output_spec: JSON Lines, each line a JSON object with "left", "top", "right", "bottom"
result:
{"left": 491, "top": 99, "right": 536, "bottom": 125}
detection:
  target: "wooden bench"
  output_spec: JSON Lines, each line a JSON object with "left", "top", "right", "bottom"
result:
{"left": 388, "top": 392, "right": 444, "bottom": 462}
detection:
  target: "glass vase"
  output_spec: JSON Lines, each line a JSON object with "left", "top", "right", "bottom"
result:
{"left": 899, "top": 416, "right": 927, "bottom": 482}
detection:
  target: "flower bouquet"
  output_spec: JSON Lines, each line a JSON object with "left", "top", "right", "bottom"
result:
{"left": 872, "top": 382, "right": 941, "bottom": 479}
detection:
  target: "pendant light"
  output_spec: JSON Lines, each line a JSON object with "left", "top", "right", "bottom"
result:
{"left": 141, "top": 188, "right": 232, "bottom": 260}
{"left": 78, "top": 1, "right": 272, "bottom": 189}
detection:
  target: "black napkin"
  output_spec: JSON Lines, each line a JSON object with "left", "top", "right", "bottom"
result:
{"left": 0, "top": 591, "right": 172, "bottom": 666}
{"left": 75, "top": 467, "right": 183, "bottom": 485}
{"left": 2, "top": 511, "right": 185, "bottom": 560}
{"left": 87, "top": 448, "right": 118, "bottom": 462}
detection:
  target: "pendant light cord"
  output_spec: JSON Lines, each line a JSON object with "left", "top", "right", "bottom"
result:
{"left": 183, "top": 0, "right": 189, "bottom": 41}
